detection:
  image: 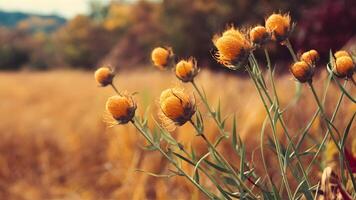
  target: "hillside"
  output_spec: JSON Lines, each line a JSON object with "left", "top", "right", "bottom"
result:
{"left": 0, "top": 10, "right": 66, "bottom": 32}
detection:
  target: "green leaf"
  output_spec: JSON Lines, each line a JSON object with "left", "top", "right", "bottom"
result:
{"left": 204, "top": 159, "right": 230, "bottom": 174}
{"left": 135, "top": 169, "right": 176, "bottom": 178}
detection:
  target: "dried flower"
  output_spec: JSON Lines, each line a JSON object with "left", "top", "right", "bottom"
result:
{"left": 290, "top": 61, "right": 314, "bottom": 83}
{"left": 151, "top": 47, "right": 172, "bottom": 69}
{"left": 106, "top": 95, "right": 136, "bottom": 124}
{"left": 159, "top": 88, "right": 195, "bottom": 126}
{"left": 213, "top": 27, "right": 251, "bottom": 68}
{"left": 94, "top": 67, "right": 114, "bottom": 87}
{"left": 334, "top": 50, "right": 350, "bottom": 59}
{"left": 175, "top": 58, "right": 198, "bottom": 82}
{"left": 249, "top": 25, "right": 270, "bottom": 45}
{"left": 300, "top": 49, "right": 319, "bottom": 65}
{"left": 265, "top": 13, "right": 291, "bottom": 42}
{"left": 334, "top": 56, "right": 355, "bottom": 78}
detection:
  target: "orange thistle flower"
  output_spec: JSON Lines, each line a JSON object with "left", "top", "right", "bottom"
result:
{"left": 106, "top": 94, "right": 136, "bottom": 124}
{"left": 151, "top": 47, "right": 173, "bottom": 70}
{"left": 94, "top": 67, "right": 114, "bottom": 87}
{"left": 213, "top": 27, "right": 251, "bottom": 68}
{"left": 334, "top": 50, "right": 350, "bottom": 59}
{"left": 159, "top": 88, "right": 195, "bottom": 127}
{"left": 300, "top": 49, "right": 319, "bottom": 65}
{"left": 290, "top": 61, "right": 314, "bottom": 83}
{"left": 265, "top": 13, "right": 291, "bottom": 42}
{"left": 249, "top": 25, "right": 270, "bottom": 45}
{"left": 334, "top": 56, "right": 355, "bottom": 78}
{"left": 175, "top": 58, "right": 199, "bottom": 82}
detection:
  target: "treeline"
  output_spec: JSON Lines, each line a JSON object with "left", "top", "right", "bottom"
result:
{"left": 0, "top": 0, "right": 354, "bottom": 70}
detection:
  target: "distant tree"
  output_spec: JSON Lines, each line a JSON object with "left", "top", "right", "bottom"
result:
{"left": 53, "top": 15, "right": 114, "bottom": 69}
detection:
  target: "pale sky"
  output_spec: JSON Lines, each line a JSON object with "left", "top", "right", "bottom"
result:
{"left": 0, "top": 0, "right": 112, "bottom": 18}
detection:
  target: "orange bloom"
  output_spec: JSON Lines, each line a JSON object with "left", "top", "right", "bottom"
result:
{"left": 334, "top": 50, "right": 350, "bottom": 59}
{"left": 106, "top": 95, "right": 136, "bottom": 124}
{"left": 175, "top": 58, "right": 198, "bottom": 82}
{"left": 300, "top": 49, "right": 319, "bottom": 65}
{"left": 151, "top": 47, "right": 172, "bottom": 69}
{"left": 213, "top": 27, "right": 251, "bottom": 67}
{"left": 94, "top": 67, "right": 114, "bottom": 86}
{"left": 159, "top": 88, "right": 195, "bottom": 126}
{"left": 249, "top": 25, "right": 269, "bottom": 45}
{"left": 290, "top": 61, "right": 314, "bottom": 83}
{"left": 334, "top": 56, "right": 354, "bottom": 78}
{"left": 265, "top": 13, "right": 291, "bottom": 42}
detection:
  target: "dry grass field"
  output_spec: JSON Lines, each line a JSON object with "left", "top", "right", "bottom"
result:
{"left": 0, "top": 70, "right": 355, "bottom": 199}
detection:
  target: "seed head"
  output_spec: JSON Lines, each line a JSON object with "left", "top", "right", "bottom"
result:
{"left": 213, "top": 27, "right": 251, "bottom": 67}
{"left": 334, "top": 56, "right": 355, "bottom": 78}
{"left": 159, "top": 88, "right": 195, "bottom": 126}
{"left": 175, "top": 58, "right": 198, "bottom": 82}
{"left": 249, "top": 25, "right": 270, "bottom": 45}
{"left": 106, "top": 95, "right": 136, "bottom": 124}
{"left": 265, "top": 13, "right": 291, "bottom": 42}
{"left": 151, "top": 47, "right": 172, "bottom": 70}
{"left": 334, "top": 50, "right": 350, "bottom": 59}
{"left": 300, "top": 49, "right": 319, "bottom": 65}
{"left": 94, "top": 67, "right": 114, "bottom": 87}
{"left": 290, "top": 61, "right": 314, "bottom": 83}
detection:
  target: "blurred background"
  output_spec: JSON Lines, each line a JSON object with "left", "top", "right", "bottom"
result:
{"left": 0, "top": 0, "right": 355, "bottom": 199}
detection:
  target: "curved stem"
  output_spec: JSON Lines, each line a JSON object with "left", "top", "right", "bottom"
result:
{"left": 189, "top": 120, "right": 259, "bottom": 200}
{"left": 131, "top": 120, "right": 214, "bottom": 199}
{"left": 110, "top": 83, "right": 121, "bottom": 96}
{"left": 245, "top": 64, "right": 293, "bottom": 199}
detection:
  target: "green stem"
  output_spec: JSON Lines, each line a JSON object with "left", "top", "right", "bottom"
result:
{"left": 285, "top": 39, "right": 298, "bottom": 62}
{"left": 307, "top": 82, "right": 354, "bottom": 190}
{"left": 189, "top": 120, "right": 259, "bottom": 200}
{"left": 245, "top": 65, "right": 293, "bottom": 199}
{"left": 131, "top": 120, "right": 214, "bottom": 199}
{"left": 264, "top": 49, "right": 313, "bottom": 199}
{"left": 191, "top": 80, "right": 226, "bottom": 137}
{"left": 110, "top": 83, "right": 121, "bottom": 96}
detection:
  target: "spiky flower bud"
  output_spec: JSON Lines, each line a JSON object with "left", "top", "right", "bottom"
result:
{"left": 249, "top": 25, "right": 270, "bottom": 45}
{"left": 334, "top": 56, "right": 355, "bottom": 78}
{"left": 300, "top": 49, "right": 319, "bottom": 65}
{"left": 334, "top": 50, "right": 350, "bottom": 59}
{"left": 151, "top": 47, "right": 173, "bottom": 70}
{"left": 213, "top": 27, "right": 251, "bottom": 68}
{"left": 175, "top": 58, "right": 198, "bottom": 82}
{"left": 106, "top": 95, "right": 136, "bottom": 124}
{"left": 265, "top": 13, "right": 291, "bottom": 42}
{"left": 94, "top": 67, "right": 114, "bottom": 87}
{"left": 159, "top": 88, "right": 195, "bottom": 126}
{"left": 290, "top": 61, "right": 314, "bottom": 83}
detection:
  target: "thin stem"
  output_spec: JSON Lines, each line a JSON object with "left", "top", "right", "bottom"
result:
{"left": 307, "top": 82, "right": 352, "bottom": 187}
{"left": 284, "top": 39, "right": 298, "bottom": 62}
{"left": 110, "top": 83, "right": 121, "bottom": 96}
{"left": 189, "top": 120, "right": 259, "bottom": 200}
{"left": 131, "top": 120, "right": 214, "bottom": 199}
{"left": 306, "top": 81, "right": 346, "bottom": 172}
{"left": 245, "top": 65, "right": 293, "bottom": 199}
{"left": 191, "top": 80, "right": 226, "bottom": 137}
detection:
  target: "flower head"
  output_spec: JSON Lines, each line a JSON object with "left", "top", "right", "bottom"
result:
{"left": 151, "top": 47, "right": 172, "bottom": 70}
{"left": 159, "top": 88, "right": 195, "bottom": 127}
{"left": 106, "top": 94, "right": 136, "bottom": 124}
{"left": 94, "top": 67, "right": 114, "bottom": 87}
{"left": 334, "top": 50, "right": 350, "bottom": 59}
{"left": 334, "top": 56, "right": 355, "bottom": 78}
{"left": 290, "top": 61, "right": 314, "bottom": 83}
{"left": 213, "top": 27, "right": 251, "bottom": 68}
{"left": 300, "top": 49, "right": 319, "bottom": 65}
{"left": 265, "top": 13, "right": 291, "bottom": 42}
{"left": 249, "top": 25, "right": 270, "bottom": 45}
{"left": 175, "top": 58, "right": 198, "bottom": 82}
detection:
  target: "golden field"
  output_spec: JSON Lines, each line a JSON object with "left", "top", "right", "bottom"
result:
{"left": 0, "top": 70, "right": 355, "bottom": 200}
